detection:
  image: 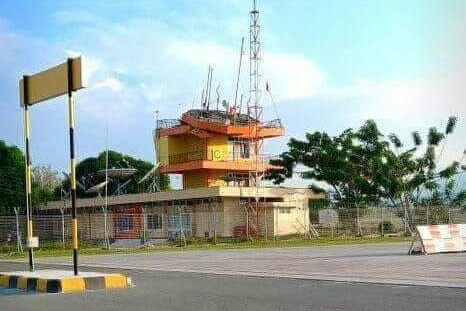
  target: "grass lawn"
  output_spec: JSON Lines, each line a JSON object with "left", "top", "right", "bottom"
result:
{"left": 0, "top": 235, "right": 411, "bottom": 260}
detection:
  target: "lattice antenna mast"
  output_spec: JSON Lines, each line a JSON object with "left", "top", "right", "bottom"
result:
{"left": 248, "top": 0, "right": 263, "bottom": 189}
{"left": 152, "top": 110, "right": 161, "bottom": 192}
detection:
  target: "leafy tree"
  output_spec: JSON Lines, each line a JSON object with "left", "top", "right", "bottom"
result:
{"left": 0, "top": 140, "right": 170, "bottom": 210}
{"left": 31, "top": 165, "right": 61, "bottom": 207}
{"left": 0, "top": 140, "right": 25, "bottom": 215}
{"left": 390, "top": 117, "right": 463, "bottom": 208}
{"left": 266, "top": 117, "right": 465, "bottom": 219}
{"left": 267, "top": 121, "right": 389, "bottom": 207}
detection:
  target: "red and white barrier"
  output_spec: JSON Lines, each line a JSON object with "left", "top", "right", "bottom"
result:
{"left": 408, "top": 224, "right": 466, "bottom": 254}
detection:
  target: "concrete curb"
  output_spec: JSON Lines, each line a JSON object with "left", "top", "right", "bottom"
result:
{"left": 0, "top": 272, "right": 132, "bottom": 293}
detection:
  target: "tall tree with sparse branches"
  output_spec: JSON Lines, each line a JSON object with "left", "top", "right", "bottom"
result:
{"left": 266, "top": 116, "right": 465, "bottom": 232}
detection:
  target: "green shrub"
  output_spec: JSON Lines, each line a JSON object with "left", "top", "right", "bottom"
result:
{"left": 428, "top": 206, "right": 449, "bottom": 224}
{"left": 0, "top": 244, "right": 17, "bottom": 253}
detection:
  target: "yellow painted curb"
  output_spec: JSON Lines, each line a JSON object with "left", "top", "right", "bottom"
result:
{"left": 104, "top": 274, "right": 129, "bottom": 289}
{"left": 0, "top": 275, "right": 9, "bottom": 287}
{"left": 0, "top": 271, "right": 131, "bottom": 293}
{"left": 61, "top": 277, "right": 86, "bottom": 293}
{"left": 17, "top": 276, "right": 28, "bottom": 289}
{"left": 36, "top": 279, "right": 48, "bottom": 292}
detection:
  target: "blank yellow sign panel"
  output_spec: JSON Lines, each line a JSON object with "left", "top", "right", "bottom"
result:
{"left": 19, "top": 56, "right": 86, "bottom": 106}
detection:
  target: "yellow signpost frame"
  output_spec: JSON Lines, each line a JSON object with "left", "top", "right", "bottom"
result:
{"left": 19, "top": 57, "right": 86, "bottom": 275}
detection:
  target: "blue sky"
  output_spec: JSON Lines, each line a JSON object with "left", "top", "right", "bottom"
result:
{"left": 0, "top": 0, "right": 465, "bottom": 187}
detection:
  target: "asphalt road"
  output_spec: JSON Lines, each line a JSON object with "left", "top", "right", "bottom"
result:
{"left": 1, "top": 243, "right": 465, "bottom": 310}
{"left": 1, "top": 261, "right": 465, "bottom": 311}
{"left": 31, "top": 242, "right": 466, "bottom": 287}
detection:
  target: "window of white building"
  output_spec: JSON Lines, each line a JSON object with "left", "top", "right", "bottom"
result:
{"left": 147, "top": 214, "right": 163, "bottom": 230}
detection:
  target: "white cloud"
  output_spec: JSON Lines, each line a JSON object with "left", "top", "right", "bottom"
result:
{"left": 94, "top": 77, "right": 124, "bottom": 91}
{"left": 167, "top": 40, "right": 324, "bottom": 101}
{"left": 53, "top": 10, "right": 103, "bottom": 25}
{"left": 294, "top": 71, "right": 466, "bottom": 170}
{"left": 264, "top": 52, "right": 324, "bottom": 100}
{"left": 140, "top": 83, "right": 166, "bottom": 103}
{"left": 77, "top": 82, "right": 141, "bottom": 123}
{"left": 31, "top": 11, "right": 324, "bottom": 128}
{"left": 317, "top": 74, "right": 465, "bottom": 124}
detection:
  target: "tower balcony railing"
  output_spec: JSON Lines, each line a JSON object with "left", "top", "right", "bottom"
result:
{"left": 157, "top": 115, "right": 283, "bottom": 130}
{"left": 156, "top": 119, "right": 182, "bottom": 130}
{"left": 161, "top": 150, "right": 276, "bottom": 166}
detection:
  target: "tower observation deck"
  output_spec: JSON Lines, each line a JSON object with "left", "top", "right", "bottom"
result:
{"left": 156, "top": 109, "right": 284, "bottom": 188}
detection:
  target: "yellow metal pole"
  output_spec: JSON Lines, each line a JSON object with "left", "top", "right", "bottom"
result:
{"left": 23, "top": 75, "right": 35, "bottom": 271}
{"left": 67, "top": 58, "right": 79, "bottom": 275}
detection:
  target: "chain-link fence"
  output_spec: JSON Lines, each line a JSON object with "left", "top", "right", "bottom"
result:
{"left": 1, "top": 205, "right": 465, "bottom": 251}
{"left": 310, "top": 205, "right": 466, "bottom": 237}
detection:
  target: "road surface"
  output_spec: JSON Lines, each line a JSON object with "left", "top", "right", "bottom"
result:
{"left": 1, "top": 243, "right": 465, "bottom": 310}
{"left": 30, "top": 242, "right": 466, "bottom": 287}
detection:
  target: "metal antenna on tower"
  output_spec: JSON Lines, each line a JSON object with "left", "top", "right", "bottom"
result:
{"left": 206, "top": 66, "right": 213, "bottom": 110}
{"left": 154, "top": 109, "right": 160, "bottom": 181}
{"left": 202, "top": 66, "right": 214, "bottom": 110}
{"left": 249, "top": 0, "right": 262, "bottom": 115}
{"left": 246, "top": 0, "right": 265, "bottom": 239}
{"left": 248, "top": 0, "right": 263, "bottom": 188}
{"left": 233, "top": 37, "right": 245, "bottom": 111}
{"left": 149, "top": 109, "right": 161, "bottom": 192}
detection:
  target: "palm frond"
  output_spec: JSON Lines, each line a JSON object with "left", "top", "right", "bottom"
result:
{"left": 425, "top": 146, "right": 436, "bottom": 169}
{"left": 428, "top": 127, "right": 444, "bottom": 146}
{"left": 388, "top": 134, "right": 403, "bottom": 148}
{"left": 438, "top": 161, "right": 459, "bottom": 178}
{"left": 445, "top": 116, "right": 458, "bottom": 135}
{"left": 412, "top": 131, "right": 422, "bottom": 146}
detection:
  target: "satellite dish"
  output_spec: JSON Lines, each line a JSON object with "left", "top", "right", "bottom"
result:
{"left": 62, "top": 171, "right": 86, "bottom": 191}
{"left": 97, "top": 168, "right": 137, "bottom": 180}
{"left": 96, "top": 168, "right": 138, "bottom": 196}
{"left": 85, "top": 180, "right": 109, "bottom": 194}
{"left": 138, "top": 163, "right": 161, "bottom": 184}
